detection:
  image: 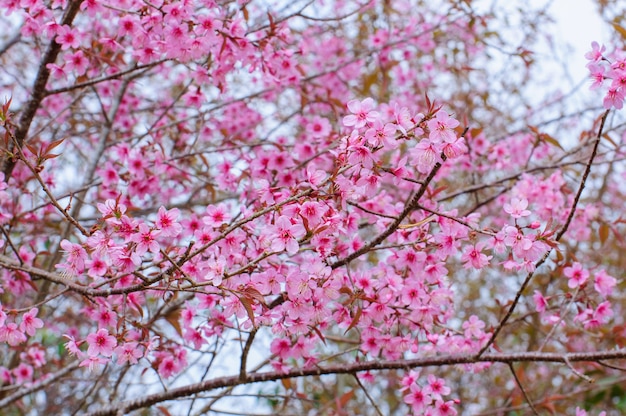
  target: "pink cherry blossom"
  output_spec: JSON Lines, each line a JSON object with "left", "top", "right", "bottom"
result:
{"left": 404, "top": 383, "right": 431, "bottom": 413}
{"left": 0, "top": 323, "right": 26, "bottom": 346}
{"left": 461, "top": 242, "right": 492, "bottom": 269}
{"left": 114, "top": 342, "right": 143, "bottom": 365}
{"left": 60, "top": 239, "right": 88, "bottom": 271}
{"left": 86, "top": 329, "right": 117, "bottom": 357}
{"left": 270, "top": 216, "right": 306, "bottom": 255}
{"left": 203, "top": 205, "right": 230, "bottom": 228}
{"left": 564, "top": 262, "right": 589, "bottom": 289}
{"left": 462, "top": 315, "right": 485, "bottom": 339}
{"left": 55, "top": 25, "right": 81, "bottom": 50}
{"left": 594, "top": 269, "right": 616, "bottom": 298}
{"left": 585, "top": 41, "right": 605, "bottom": 62}
{"left": 427, "top": 111, "right": 459, "bottom": 143}
{"left": 156, "top": 206, "right": 182, "bottom": 237}
{"left": 343, "top": 97, "right": 380, "bottom": 129}
{"left": 533, "top": 290, "right": 547, "bottom": 313}
{"left": 504, "top": 197, "right": 531, "bottom": 219}
{"left": 79, "top": 356, "right": 107, "bottom": 372}
{"left": 20, "top": 308, "right": 43, "bottom": 336}
{"left": 131, "top": 224, "right": 161, "bottom": 256}
{"left": 12, "top": 363, "right": 33, "bottom": 384}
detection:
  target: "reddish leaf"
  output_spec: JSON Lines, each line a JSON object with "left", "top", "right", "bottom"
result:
{"left": 344, "top": 307, "right": 362, "bottom": 335}
{"left": 239, "top": 296, "right": 256, "bottom": 327}
{"left": 599, "top": 223, "right": 609, "bottom": 245}
{"left": 163, "top": 307, "right": 183, "bottom": 338}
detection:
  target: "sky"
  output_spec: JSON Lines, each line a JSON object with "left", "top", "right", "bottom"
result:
{"left": 549, "top": 0, "right": 605, "bottom": 83}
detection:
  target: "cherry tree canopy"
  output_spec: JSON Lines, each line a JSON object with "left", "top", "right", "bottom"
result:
{"left": 0, "top": 0, "right": 625, "bottom": 414}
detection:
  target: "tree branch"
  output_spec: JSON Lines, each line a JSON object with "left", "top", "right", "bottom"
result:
{"left": 0, "top": 361, "right": 80, "bottom": 409}
{"left": 86, "top": 349, "right": 626, "bottom": 416}
{"left": 331, "top": 154, "right": 448, "bottom": 269}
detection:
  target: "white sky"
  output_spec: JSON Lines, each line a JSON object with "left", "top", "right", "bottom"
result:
{"left": 549, "top": 0, "right": 606, "bottom": 83}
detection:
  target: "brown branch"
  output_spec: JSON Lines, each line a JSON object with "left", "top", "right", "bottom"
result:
{"left": 0, "top": 361, "right": 80, "bottom": 409}
{"left": 416, "top": 203, "right": 496, "bottom": 237}
{"left": 353, "top": 373, "right": 384, "bottom": 416}
{"left": 1, "top": 0, "right": 84, "bottom": 181}
{"left": 240, "top": 328, "right": 258, "bottom": 381}
{"left": 331, "top": 154, "right": 448, "bottom": 269}
{"left": 347, "top": 200, "right": 398, "bottom": 219}
{"left": 0, "top": 32, "right": 21, "bottom": 57}
{"left": 0, "top": 254, "right": 161, "bottom": 297}
{"left": 85, "top": 349, "right": 626, "bottom": 416}
{"left": 45, "top": 60, "right": 165, "bottom": 96}
{"left": 508, "top": 363, "right": 539, "bottom": 416}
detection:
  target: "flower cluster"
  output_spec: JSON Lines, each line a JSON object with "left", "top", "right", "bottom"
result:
{"left": 586, "top": 41, "right": 626, "bottom": 109}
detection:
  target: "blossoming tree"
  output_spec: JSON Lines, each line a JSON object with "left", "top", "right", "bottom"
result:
{"left": 0, "top": 0, "right": 625, "bottom": 414}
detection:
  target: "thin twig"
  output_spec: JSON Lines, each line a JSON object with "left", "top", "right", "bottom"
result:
{"left": 240, "top": 328, "right": 258, "bottom": 381}
{"left": 564, "top": 355, "right": 594, "bottom": 383}
{"left": 353, "top": 374, "right": 384, "bottom": 416}
{"left": 508, "top": 363, "right": 539, "bottom": 416}
{"left": 9, "top": 133, "right": 90, "bottom": 237}
{"left": 0, "top": 361, "right": 80, "bottom": 408}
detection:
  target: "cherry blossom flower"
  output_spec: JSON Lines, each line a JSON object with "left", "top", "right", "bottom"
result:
{"left": 270, "top": 216, "right": 306, "bottom": 255}
{"left": 0, "top": 323, "right": 26, "bottom": 346}
{"left": 533, "top": 290, "right": 547, "bottom": 313}
{"left": 423, "top": 374, "right": 451, "bottom": 401}
{"left": 86, "top": 255, "right": 109, "bottom": 278}
{"left": 21, "top": 347, "right": 46, "bottom": 368}
{"left": 594, "top": 301, "right": 613, "bottom": 324}
{"left": 20, "top": 308, "right": 43, "bottom": 336}
{"left": 412, "top": 138, "right": 442, "bottom": 174}
{"left": 63, "top": 335, "right": 84, "bottom": 357}
{"left": 584, "top": 41, "right": 605, "bottom": 62}
{"left": 343, "top": 97, "right": 379, "bottom": 129}
{"left": 270, "top": 338, "right": 292, "bottom": 360}
{"left": 594, "top": 269, "right": 616, "bottom": 298}
{"left": 433, "top": 399, "right": 458, "bottom": 416}
{"left": 86, "top": 329, "right": 117, "bottom": 357}
{"left": 155, "top": 206, "right": 182, "bottom": 237}
{"left": 603, "top": 86, "right": 625, "bottom": 109}
{"left": 503, "top": 226, "right": 533, "bottom": 258}
{"left": 564, "top": 262, "right": 589, "bottom": 289}
{"left": 461, "top": 242, "right": 492, "bottom": 269}
{"left": 203, "top": 205, "right": 230, "bottom": 228}
{"left": 504, "top": 197, "right": 531, "bottom": 219}
{"left": 79, "top": 356, "right": 107, "bottom": 372}
{"left": 404, "top": 383, "right": 431, "bottom": 413}
{"left": 114, "top": 342, "right": 143, "bottom": 365}
{"left": 55, "top": 25, "right": 81, "bottom": 50}
{"left": 462, "top": 315, "right": 485, "bottom": 339}
{"left": 131, "top": 224, "right": 161, "bottom": 256}
{"left": 64, "top": 50, "right": 89, "bottom": 75}
{"left": 587, "top": 63, "right": 605, "bottom": 90}
{"left": 306, "top": 116, "right": 331, "bottom": 138}
{"left": 60, "top": 239, "right": 88, "bottom": 271}
{"left": 427, "top": 111, "right": 459, "bottom": 143}
{"left": 12, "top": 363, "right": 33, "bottom": 384}
{"left": 364, "top": 119, "right": 396, "bottom": 146}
